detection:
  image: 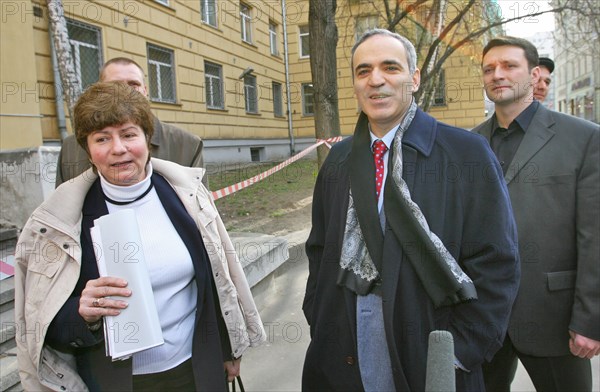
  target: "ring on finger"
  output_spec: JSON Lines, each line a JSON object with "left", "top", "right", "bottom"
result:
{"left": 92, "top": 298, "right": 102, "bottom": 307}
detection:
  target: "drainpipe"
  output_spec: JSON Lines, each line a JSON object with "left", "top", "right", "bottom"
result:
{"left": 281, "top": 0, "right": 295, "bottom": 155}
{"left": 49, "top": 28, "right": 68, "bottom": 141}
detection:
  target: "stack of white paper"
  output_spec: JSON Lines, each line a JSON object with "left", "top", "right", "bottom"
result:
{"left": 90, "top": 209, "right": 164, "bottom": 361}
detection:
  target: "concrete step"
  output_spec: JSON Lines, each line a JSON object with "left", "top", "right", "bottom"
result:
{"left": 0, "top": 347, "right": 21, "bottom": 392}
{"left": 0, "top": 303, "right": 16, "bottom": 355}
{"left": 230, "top": 232, "right": 289, "bottom": 288}
{"left": 0, "top": 277, "right": 15, "bottom": 314}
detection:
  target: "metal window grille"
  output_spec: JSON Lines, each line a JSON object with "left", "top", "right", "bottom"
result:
{"left": 147, "top": 44, "right": 176, "bottom": 103}
{"left": 299, "top": 25, "right": 310, "bottom": 58}
{"left": 272, "top": 82, "right": 283, "bottom": 116}
{"left": 66, "top": 19, "right": 102, "bottom": 89}
{"left": 302, "top": 83, "right": 314, "bottom": 116}
{"left": 269, "top": 22, "right": 278, "bottom": 55}
{"left": 205, "top": 61, "right": 224, "bottom": 109}
{"left": 240, "top": 3, "right": 252, "bottom": 43}
{"left": 201, "top": 0, "right": 217, "bottom": 26}
{"left": 244, "top": 74, "right": 258, "bottom": 113}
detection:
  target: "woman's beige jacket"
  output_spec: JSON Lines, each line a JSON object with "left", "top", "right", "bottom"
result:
{"left": 15, "top": 158, "right": 266, "bottom": 391}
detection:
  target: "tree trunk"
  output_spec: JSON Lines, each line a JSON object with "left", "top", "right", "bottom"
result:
{"left": 46, "top": 0, "right": 81, "bottom": 134}
{"left": 309, "top": 0, "right": 341, "bottom": 167}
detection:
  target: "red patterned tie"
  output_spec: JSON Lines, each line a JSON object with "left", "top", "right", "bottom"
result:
{"left": 373, "top": 139, "right": 388, "bottom": 200}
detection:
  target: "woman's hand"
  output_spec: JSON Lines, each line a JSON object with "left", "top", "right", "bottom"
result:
{"left": 79, "top": 277, "right": 131, "bottom": 323}
{"left": 224, "top": 357, "right": 242, "bottom": 382}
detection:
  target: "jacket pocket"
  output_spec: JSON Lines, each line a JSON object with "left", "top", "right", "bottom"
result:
{"left": 546, "top": 270, "right": 576, "bottom": 291}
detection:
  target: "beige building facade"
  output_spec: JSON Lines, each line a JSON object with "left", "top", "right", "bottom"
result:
{"left": 1, "top": 0, "right": 487, "bottom": 159}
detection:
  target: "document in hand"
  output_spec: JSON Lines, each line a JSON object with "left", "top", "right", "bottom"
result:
{"left": 91, "top": 209, "right": 164, "bottom": 361}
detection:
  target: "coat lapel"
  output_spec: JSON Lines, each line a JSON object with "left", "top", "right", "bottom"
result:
{"left": 349, "top": 112, "right": 385, "bottom": 270}
{"left": 381, "top": 109, "right": 435, "bottom": 303}
{"left": 505, "top": 107, "right": 555, "bottom": 184}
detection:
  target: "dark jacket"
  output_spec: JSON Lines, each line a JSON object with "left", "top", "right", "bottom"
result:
{"left": 303, "top": 109, "right": 520, "bottom": 391}
{"left": 473, "top": 105, "right": 600, "bottom": 356}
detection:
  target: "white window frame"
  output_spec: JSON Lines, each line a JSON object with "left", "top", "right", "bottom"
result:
{"left": 244, "top": 74, "right": 258, "bottom": 113}
{"left": 205, "top": 61, "right": 224, "bottom": 109}
{"left": 269, "top": 21, "right": 278, "bottom": 56}
{"left": 147, "top": 44, "right": 176, "bottom": 103}
{"left": 272, "top": 82, "right": 283, "bottom": 116}
{"left": 302, "top": 83, "right": 315, "bottom": 116}
{"left": 201, "top": 0, "right": 217, "bottom": 27}
{"left": 240, "top": 3, "right": 253, "bottom": 44}
{"left": 299, "top": 25, "right": 310, "bottom": 58}
{"left": 66, "top": 19, "right": 103, "bottom": 89}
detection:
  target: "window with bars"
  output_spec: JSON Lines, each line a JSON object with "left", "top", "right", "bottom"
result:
{"left": 244, "top": 74, "right": 258, "bottom": 113}
{"left": 302, "top": 83, "right": 315, "bottom": 116}
{"left": 240, "top": 3, "right": 252, "bottom": 43}
{"left": 201, "top": 0, "right": 217, "bottom": 27}
{"left": 299, "top": 25, "right": 310, "bottom": 58}
{"left": 355, "top": 15, "right": 378, "bottom": 41}
{"left": 269, "top": 21, "right": 278, "bottom": 56}
{"left": 272, "top": 82, "right": 283, "bottom": 116}
{"left": 147, "top": 44, "right": 176, "bottom": 103}
{"left": 433, "top": 70, "right": 446, "bottom": 106}
{"left": 66, "top": 19, "right": 102, "bottom": 89}
{"left": 205, "top": 61, "right": 224, "bottom": 109}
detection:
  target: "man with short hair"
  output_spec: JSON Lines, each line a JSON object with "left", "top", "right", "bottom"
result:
{"left": 533, "top": 56, "right": 554, "bottom": 102}
{"left": 55, "top": 58, "right": 206, "bottom": 187}
{"left": 474, "top": 36, "right": 599, "bottom": 392}
{"left": 302, "top": 29, "right": 520, "bottom": 391}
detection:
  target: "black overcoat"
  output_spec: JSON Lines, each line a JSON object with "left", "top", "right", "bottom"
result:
{"left": 302, "top": 109, "right": 520, "bottom": 391}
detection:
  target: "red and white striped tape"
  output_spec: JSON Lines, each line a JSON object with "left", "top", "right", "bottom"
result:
{"left": 211, "top": 136, "right": 342, "bottom": 200}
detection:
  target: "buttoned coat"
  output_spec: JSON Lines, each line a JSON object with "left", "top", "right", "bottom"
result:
{"left": 302, "top": 109, "right": 520, "bottom": 391}
{"left": 472, "top": 104, "right": 600, "bottom": 356}
{"left": 15, "top": 158, "right": 265, "bottom": 391}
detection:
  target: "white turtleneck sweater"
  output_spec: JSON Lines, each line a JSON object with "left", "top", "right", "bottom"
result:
{"left": 99, "top": 164, "right": 197, "bottom": 375}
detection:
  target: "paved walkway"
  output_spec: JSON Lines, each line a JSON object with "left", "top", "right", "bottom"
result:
{"left": 242, "top": 229, "right": 600, "bottom": 391}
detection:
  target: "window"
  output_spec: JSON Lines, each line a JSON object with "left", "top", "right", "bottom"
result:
{"left": 66, "top": 19, "right": 102, "bottom": 89}
{"left": 269, "top": 21, "right": 278, "bottom": 56}
{"left": 205, "top": 61, "right": 224, "bottom": 109}
{"left": 355, "top": 15, "right": 378, "bottom": 41}
{"left": 299, "top": 25, "right": 310, "bottom": 58}
{"left": 240, "top": 3, "right": 252, "bottom": 43}
{"left": 201, "top": 0, "right": 217, "bottom": 26}
{"left": 154, "top": 0, "right": 169, "bottom": 5}
{"left": 147, "top": 44, "right": 176, "bottom": 103}
{"left": 302, "top": 83, "right": 315, "bottom": 116}
{"left": 244, "top": 74, "right": 258, "bottom": 113}
{"left": 433, "top": 70, "right": 446, "bottom": 106}
{"left": 272, "top": 82, "right": 283, "bottom": 116}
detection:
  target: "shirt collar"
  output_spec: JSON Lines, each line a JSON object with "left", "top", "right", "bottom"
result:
{"left": 493, "top": 100, "right": 540, "bottom": 132}
{"left": 369, "top": 124, "right": 399, "bottom": 150}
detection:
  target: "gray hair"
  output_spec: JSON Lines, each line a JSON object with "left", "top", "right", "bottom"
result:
{"left": 351, "top": 29, "right": 418, "bottom": 75}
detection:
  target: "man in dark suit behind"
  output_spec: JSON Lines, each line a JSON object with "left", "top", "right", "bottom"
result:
{"left": 302, "top": 29, "right": 520, "bottom": 391}
{"left": 474, "top": 36, "right": 600, "bottom": 391}
{"left": 55, "top": 58, "right": 206, "bottom": 187}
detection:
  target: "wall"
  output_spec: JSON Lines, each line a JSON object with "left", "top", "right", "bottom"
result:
{"left": 0, "top": 0, "right": 44, "bottom": 150}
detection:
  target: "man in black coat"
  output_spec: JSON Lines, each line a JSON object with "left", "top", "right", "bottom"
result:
{"left": 475, "top": 36, "right": 600, "bottom": 392}
{"left": 302, "top": 29, "right": 520, "bottom": 391}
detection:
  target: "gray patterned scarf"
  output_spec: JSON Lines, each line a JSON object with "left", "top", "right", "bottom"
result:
{"left": 339, "top": 101, "right": 477, "bottom": 307}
